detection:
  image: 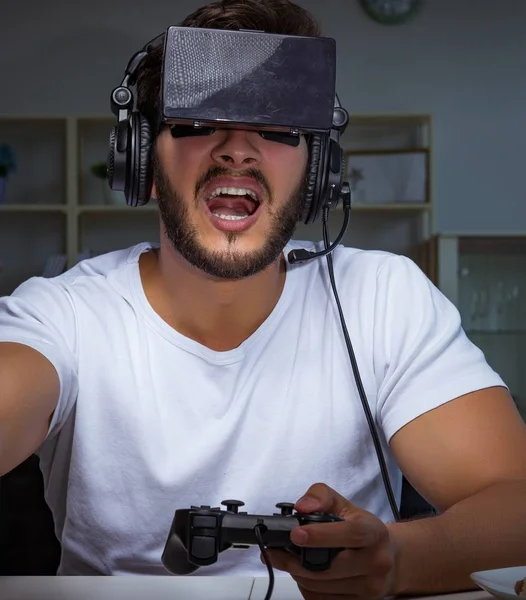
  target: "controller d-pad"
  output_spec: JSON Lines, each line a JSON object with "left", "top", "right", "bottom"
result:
{"left": 190, "top": 536, "right": 216, "bottom": 560}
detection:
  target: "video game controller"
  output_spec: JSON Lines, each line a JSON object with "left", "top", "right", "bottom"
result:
{"left": 161, "top": 499, "right": 344, "bottom": 575}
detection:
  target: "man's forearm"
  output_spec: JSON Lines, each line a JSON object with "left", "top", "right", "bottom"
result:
{"left": 386, "top": 478, "right": 526, "bottom": 596}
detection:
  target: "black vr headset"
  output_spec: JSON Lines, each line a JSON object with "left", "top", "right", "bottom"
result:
{"left": 108, "top": 26, "right": 350, "bottom": 224}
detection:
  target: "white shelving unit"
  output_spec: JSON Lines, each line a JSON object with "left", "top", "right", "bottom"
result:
{"left": 0, "top": 113, "right": 435, "bottom": 296}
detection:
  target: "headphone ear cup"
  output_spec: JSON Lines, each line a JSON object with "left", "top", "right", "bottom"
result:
{"left": 126, "top": 113, "right": 153, "bottom": 207}
{"left": 302, "top": 134, "right": 323, "bottom": 225}
{"left": 107, "top": 122, "right": 128, "bottom": 193}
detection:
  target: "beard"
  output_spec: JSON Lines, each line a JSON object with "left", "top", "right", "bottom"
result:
{"left": 153, "top": 155, "right": 307, "bottom": 280}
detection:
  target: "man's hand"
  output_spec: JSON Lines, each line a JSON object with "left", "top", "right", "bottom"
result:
{"left": 263, "top": 483, "right": 397, "bottom": 600}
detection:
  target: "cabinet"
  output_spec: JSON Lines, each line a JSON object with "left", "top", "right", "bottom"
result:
{"left": 435, "top": 234, "right": 526, "bottom": 419}
{"left": 295, "top": 113, "right": 434, "bottom": 267}
{"left": 0, "top": 113, "right": 435, "bottom": 296}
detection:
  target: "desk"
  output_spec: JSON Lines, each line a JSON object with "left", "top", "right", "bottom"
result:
{"left": 0, "top": 576, "right": 492, "bottom": 600}
{"left": 250, "top": 578, "right": 492, "bottom": 600}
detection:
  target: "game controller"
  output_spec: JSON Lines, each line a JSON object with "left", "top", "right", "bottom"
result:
{"left": 161, "top": 499, "right": 344, "bottom": 575}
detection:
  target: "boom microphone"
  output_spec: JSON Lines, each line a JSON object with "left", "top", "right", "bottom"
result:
{"left": 288, "top": 184, "right": 352, "bottom": 264}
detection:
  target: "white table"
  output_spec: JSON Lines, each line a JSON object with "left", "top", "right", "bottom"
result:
{"left": 0, "top": 576, "right": 493, "bottom": 600}
{"left": 250, "top": 578, "right": 492, "bottom": 600}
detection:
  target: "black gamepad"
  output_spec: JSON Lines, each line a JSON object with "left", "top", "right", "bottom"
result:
{"left": 161, "top": 499, "right": 344, "bottom": 575}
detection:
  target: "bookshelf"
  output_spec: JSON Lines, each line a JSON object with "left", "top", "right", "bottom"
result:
{"left": 0, "top": 113, "right": 435, "bottom": 296}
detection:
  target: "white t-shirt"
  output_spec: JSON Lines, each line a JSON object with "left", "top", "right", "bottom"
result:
{"left": 0, "top": 240, "right": 505, "bottom": 577}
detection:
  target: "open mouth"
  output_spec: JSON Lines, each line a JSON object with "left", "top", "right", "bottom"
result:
{"left": 203, "top": 185, "right": 263, "bottom": 233}
{"left": 206, "top": 187, "right": 260, "bottom": 220}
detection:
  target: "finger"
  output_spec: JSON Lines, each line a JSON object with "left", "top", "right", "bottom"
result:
{"left": 296, "top": 483, "right": 357, "bottom": 515}
{"left": 290, "top": 512, "right": 387, "bottom": 549}
{"left": 263, "top": 548, "right": 370, "bottom": 580}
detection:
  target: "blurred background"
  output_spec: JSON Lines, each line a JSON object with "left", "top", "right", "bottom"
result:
{"left": 0, "top": 0, "right": 525, "bottom": 573}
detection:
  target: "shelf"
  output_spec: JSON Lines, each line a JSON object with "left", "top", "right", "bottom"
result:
{"left": 467, "top": 330, "right": 526, "bottom": 336}
{"left": 349, "top": 203, "right": 431, "bottom": 212}
{"left": 0, "top": 204, "right": 67, "bottom": 212}
{"left": 78, "top": 205, "right": 158, "bottom": 214}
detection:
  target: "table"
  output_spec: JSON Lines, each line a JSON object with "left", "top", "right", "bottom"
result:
{"left": 250, "top": 579, "right": 492, "bottom": 600}
{"left": 0, "top": 576, "right": 493, "bottom": 600}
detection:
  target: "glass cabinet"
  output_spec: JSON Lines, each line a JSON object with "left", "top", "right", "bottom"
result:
{"left": 435, "top": 235, "right": 526, "bottom": 420}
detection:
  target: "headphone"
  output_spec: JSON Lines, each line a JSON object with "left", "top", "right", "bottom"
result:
{"left": 107, "top": 31, "right": 350, "bottom": 225}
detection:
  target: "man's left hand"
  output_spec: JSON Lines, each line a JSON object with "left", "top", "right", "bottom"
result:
{"left": 263, "top": 483, "right": 398, "bottom": 600}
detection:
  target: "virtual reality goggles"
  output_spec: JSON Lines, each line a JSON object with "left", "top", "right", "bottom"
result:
{"left": 159, "top": 26, "right": 339, "bottom": 135}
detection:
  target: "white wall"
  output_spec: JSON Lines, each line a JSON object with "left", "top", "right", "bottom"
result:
{"left": 1, "top": 0, "right": 525, "bottom": 232}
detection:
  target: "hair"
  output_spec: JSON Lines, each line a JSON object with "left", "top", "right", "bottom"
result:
{"left": 136, "top": 0, "right": 321, "bottom": 129}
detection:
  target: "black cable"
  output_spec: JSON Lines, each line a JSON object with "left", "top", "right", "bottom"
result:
{"left": 254, "top": 526, "right": 275, "bottom": 600}
{"left": 321, "top": 205, "right": 401, "bottom": 523}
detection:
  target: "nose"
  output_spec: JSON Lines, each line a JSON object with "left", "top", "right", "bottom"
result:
{"left": 210, "top": 129, "right": 261, "bottom": 169}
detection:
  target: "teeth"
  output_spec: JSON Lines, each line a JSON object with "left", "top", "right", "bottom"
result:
{"left": 207, "top": 187, "right": 259, "bottom": 202}
{"left": 212, "top": 213, "right": 250, "bottom": 220}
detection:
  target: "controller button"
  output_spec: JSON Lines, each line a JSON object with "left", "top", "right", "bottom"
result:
{"left": 191, "top": 536, "right": 217, "bottom": 560}
{"left": 276, "top": 502, "right": 295, "bottom": 516}
{"left": 221, "top": 500, "right": 245, "bottom": 513}
{"left": 192, "top": 515, "right": 217, "bottom": 529}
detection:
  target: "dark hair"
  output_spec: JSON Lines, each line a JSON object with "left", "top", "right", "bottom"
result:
{"left": 136, "top": 0, "right": 321, "bottom": 129}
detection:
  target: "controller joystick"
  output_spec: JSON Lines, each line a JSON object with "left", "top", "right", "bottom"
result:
{"left": 221, "top": 499, "right": 245, "bottom": 513}
{"left": 275, "top": 502, "right": 295, "bottom": 516}
{"left": 161, "top": 500, "right": 345, "bottom": 576}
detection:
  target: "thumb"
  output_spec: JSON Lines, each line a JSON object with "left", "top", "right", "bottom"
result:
{"left": 295, "top": 483, "right": 360, "bottom": 517}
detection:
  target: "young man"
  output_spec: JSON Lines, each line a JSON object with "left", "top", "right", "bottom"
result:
{"left": 1, "top": 0, "right": 526, "bottom": 597}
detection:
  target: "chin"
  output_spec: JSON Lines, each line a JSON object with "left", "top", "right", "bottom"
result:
{"left": 203, "top": 233, "right": 271, "bottom": 257}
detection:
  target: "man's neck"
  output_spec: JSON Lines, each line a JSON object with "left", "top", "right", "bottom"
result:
{"left": 140, "top": 242, "right": 287, "bottom": 352}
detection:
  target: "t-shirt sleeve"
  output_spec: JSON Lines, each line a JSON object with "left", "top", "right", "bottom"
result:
{"left": 374, "top": 255, "right": 507, "bottom": 443}
{"left": 0, "top": 277, "right": 79, "bottom": 440}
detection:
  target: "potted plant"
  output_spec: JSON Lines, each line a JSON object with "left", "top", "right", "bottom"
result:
{"left": 90, "top": 161, "right": 126, "bottom": 205}
{"left": 0, "top": 144, "right": 17, "bottom": 204}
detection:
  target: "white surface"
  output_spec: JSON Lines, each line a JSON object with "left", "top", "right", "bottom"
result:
{"left": 251, "top": 576, "right": 303, "bottom": 599}
{"left": 471, "top": 566, "right": 526, "bottom": 600}
{"left": 251, "top": 579, "right": 493, "bottom": 600}
{"left": 0, "top": 577, "right": 499, "bottom": 600}
{"left": 0, "top": 576, "right": 254, "bottom": 600}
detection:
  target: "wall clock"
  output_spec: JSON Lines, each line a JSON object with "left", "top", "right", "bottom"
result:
{"left": 359, "top": 0, "right": 423, "bottom": 25}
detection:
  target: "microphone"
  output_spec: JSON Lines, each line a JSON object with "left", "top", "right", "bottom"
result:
{"left": 288, "top": 184, "right": 351, "bottom": 264}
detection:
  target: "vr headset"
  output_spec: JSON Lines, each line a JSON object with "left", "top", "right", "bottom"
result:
{"left": 108, "top": 26, "right": 349, "bottom": 224}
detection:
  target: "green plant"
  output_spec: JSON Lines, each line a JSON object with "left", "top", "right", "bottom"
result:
{"left": 0, "top": 144, "right": 16, "bottom": 178}
{"left": 90, "top": 162, "right": 108, "bottom": 179}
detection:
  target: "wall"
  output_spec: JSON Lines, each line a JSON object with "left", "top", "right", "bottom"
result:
{"left": 1, "top": 0, "right": 525, "bottom": 233}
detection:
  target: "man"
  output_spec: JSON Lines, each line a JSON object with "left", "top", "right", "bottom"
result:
{"left": 1, "top": 0, "right": 526, "bottom": 598}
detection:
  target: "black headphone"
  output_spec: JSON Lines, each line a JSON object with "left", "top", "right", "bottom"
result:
{"left": 107, "top": 32, "right": 350, "bottom": 225}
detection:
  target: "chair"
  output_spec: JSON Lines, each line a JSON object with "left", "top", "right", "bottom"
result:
{"left": 0, "top": 455, "right": 61, "bottom": 575}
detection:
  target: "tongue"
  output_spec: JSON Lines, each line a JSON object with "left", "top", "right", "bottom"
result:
{"left": 207, "top": 195, "right": 256, "bottom": 217}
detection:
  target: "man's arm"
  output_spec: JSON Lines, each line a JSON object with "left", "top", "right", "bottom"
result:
{"left": 388, "top": 385, "right": 526, "bottom": 596}
{"left": 0, "top": 342, "right": 59, "bottom": 475}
